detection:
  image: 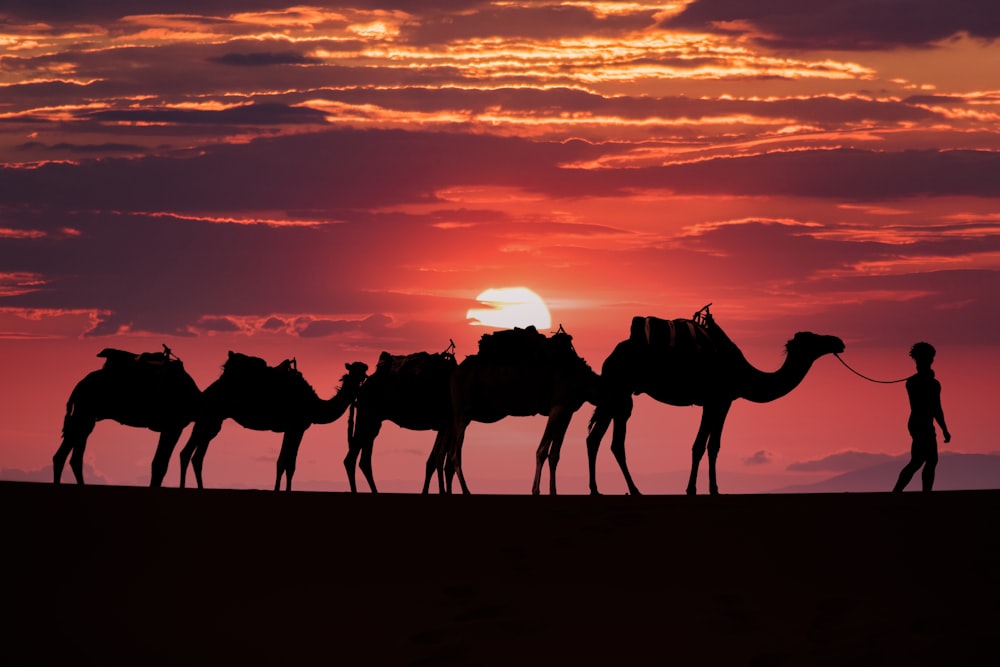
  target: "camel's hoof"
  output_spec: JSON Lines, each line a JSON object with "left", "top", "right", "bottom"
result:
{"left": 686, "top": 487, "right": 697, "bottom": 496}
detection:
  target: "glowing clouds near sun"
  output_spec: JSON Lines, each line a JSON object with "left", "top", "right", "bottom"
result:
{"left": 467, "top": 287, "right": 552, "bottom": 330}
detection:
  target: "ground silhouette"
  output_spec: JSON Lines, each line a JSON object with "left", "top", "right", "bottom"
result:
{"left": 7, "top": 482, "right": 998, "bottom": 665}
{"left": 345, "top": 343, "right": 457, "bottom": 493}
{"left": 178, "top": 352, "right": 367, "bottom": 491}
{"left": 587, "top": 306, "right": 845, "bottom": 495}
{"left": 439, "top": 325, "right": 602, "bottom": 495}
{"left": 53, "top": 345, "right": 201, "bottom": 487}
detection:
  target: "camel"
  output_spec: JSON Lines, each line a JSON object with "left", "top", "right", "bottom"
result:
{"left": 344, "top": 342, "right": 457, "bottom": 494}
{"left": 586, "top": 305, "right": 845, "bottom": 495}
{"left": 178, "top": 352, "right": 368, "bottom": 491}
{"left": 53, "top": 345, "right": 201, "bottom": 487}
{"left": 436, "top": 325, "right": 602, "bottom": 495}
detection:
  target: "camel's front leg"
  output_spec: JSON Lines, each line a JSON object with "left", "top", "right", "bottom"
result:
{"left": 448, "top": 421, "right": 471, "bottom": 494}
{"left": 179, "top": 417, "right": 222, "bottom": 489}
{"left": 275, "top": 430, "right": 305, "bottom": 491}
{"left": 686, "top": 409, "right": 712, "bottom": 496}
{"left": 535, "top": 408, "right": 572, "bottom": 495}
{"left": 343, "top": 442, "right": 361, "bottom": 493}
{"left": 585, "top": 406, "right": 612, "bottom": 495}
{"left": 53, "top": 414, "right": 94, "bottom": 485}
{"left": 608, "top": 397, "right": 639, "bottom": 495}
{"left": 610, "top": 415, "right": 640, "bottom": 495}
{"left": 150, "top": 426, "right": 184, "bottom": 488}
{"left": 422, "top": 430, "right": 449, "bottom": 494}
{"left": 346, "top": 418, "right": 380, "bottom": 493}
{"left": 706, "top": 402, "right": 731, "bottom": 496}
{"left": 531, "top": 430, "right": 554, "bottom": 496}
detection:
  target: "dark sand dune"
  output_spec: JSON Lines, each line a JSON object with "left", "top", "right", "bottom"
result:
{"left": 7, "top": 481, "right": 998, "bottom": 665}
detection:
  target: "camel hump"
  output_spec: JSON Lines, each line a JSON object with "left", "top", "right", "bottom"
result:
{"left": 97, "top": 348, "right": 139, "bottom": 367}
{"left": 630, "top": 315, "right": 718, "bottom": 353}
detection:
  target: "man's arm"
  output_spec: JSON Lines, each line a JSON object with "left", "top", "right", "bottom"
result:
{"left": 935, "top": 381, "right": 951, "bottom": 443}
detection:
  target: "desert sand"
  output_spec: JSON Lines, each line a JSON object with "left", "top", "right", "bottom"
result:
{"left": 7, "top": 481, "right": 998, "bottom": 665}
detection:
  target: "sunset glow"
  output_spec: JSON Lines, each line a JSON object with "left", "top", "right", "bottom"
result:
{"left": 1, "top": 1, "right": 998, "bottom": 494}
{"left": 467, "top": 287, "right": 553, "bottom": 330}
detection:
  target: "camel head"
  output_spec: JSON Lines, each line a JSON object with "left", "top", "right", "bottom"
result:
{"left": 341, "top": 361, "right": 369, "bottom": 388}
{"left": 785, "top": 332, "right": 845, "bottom": 361}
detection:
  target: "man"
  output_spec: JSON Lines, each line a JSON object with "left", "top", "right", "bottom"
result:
{"left": 893, "top": 342, "right": 951, "bottom": 492}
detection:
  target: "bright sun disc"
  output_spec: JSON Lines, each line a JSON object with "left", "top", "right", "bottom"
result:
{"left": 467, "top": 287, "right": 552, "bottom": 330}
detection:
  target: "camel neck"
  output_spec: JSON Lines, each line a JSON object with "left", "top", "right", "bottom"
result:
{"left": 739, "top": 353, "right": 816, "bottom": 404}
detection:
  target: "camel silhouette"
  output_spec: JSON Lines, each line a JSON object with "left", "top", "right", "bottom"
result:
{"left": 178, "top": 352, "right": 368, "bottom": 491}
{"left": 586, "top": 306, "right": 845, "bottom": 495}
{"left": 345, "top": 343, "right": 458, "bottom": 494}
{"left": 436, "top": 325, "right": 602, "bottom": 495}
{"left": 53, "top": 345, "right": 201, "bottom": 487}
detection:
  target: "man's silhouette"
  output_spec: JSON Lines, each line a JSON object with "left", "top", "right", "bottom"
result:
{"left": 893, "top": 342, "right": 951, "bottom": 492}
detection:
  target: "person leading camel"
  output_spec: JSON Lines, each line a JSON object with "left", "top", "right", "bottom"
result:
{"left": 893, "top": 342, "right": 951, "bottom": 493}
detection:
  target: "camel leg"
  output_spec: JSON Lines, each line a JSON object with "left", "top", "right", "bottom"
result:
{"left": 706, "top": 402, "right": 731, "bottom": 496}
{"left": 686, "top": 408, "right": 713, "bottom": 495}
{"left": 545, "top": 411, "right": 573, "bottom": 496}
{"left": 54, "top": 415, "right": 94, "bottom": 485}
{"left": 343, "top": 443, "right": 361, "bottom": 492}
{"left": 358, "top": 441, "right": 376, "bottom": 494}
{"left": 274, "top": 430, "right": 305, "bottom": 492}
{"left": 533, "top": 409, "right": 571, "bottom": 495}
{"left": 585, "top": 406, "right": 612, "bottom": 495}
{"left": 346, "top": 419, "right": 380, "bottom": 493}
{"left": 532, "top": 431, "right": 552, "bottom": 496}
{"left": 608, "top": 396, "right": 639, "bottom": 495}
{"left": 150, "top": 426, "right": 183, "bottom": 488}
{"left": 422, "top": 430, "right": 448, "bottom": 494}
{"left": 449, "top": 421, "right": 471, "bottom": 494}
{"left": 180, "top": 418, "right": 222, "bottom": 489}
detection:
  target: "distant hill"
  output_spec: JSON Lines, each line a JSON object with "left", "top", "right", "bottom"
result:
{"left": 770, "top": 452, "right": 1000, "bottom": 493}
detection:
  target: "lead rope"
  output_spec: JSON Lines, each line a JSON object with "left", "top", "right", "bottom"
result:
{"left": 834, "top": 353, "right": 908, "bottom": 384}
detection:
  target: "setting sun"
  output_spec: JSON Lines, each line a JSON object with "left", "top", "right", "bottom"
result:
{"left": 467, "top": 287, "right": 552, "bottom": 330}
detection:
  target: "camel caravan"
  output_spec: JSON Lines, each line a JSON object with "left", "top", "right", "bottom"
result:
{"left": 53, "top": 306, "right": 845, "bottom": 495}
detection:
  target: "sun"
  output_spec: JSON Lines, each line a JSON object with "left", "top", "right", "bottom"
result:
{"left": 467, "top": 287, "right": 552, "bottom": 330}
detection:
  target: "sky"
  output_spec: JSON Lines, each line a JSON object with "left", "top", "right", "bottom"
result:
{"left": 2, "top": 0, "right": 999, "bottom": 494}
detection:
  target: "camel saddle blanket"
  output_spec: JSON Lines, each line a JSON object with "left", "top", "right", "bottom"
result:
{"left": 375, "top": 350, "right": 456, "bottom": 378}
{"left": 476, "top": 325, "right": 548, "bottom": 363}
{"left": 98, "top": 348, "right": 179, "bottom": 371}
{"left": 629, "top": 316, "right": 716, "bottom": 353}
{"left": 222, "top": 351, "right": 299, "bottom": 379}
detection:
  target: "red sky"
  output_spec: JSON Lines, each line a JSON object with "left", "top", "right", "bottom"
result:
{"left": 2, "top": 1, "right": 998, "bottom": 493}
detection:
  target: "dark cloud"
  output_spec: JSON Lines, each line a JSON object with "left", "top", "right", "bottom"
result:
{"left": 261, "top": 317, "right": 287, "bottom": 331}
{"left": 0, "top": 207, "right": 472, "bottom": 336}
{"left": 743, "top": 450, "right": 773, "bottom": 465}
{"left": 208, "top": 51, "right": 323, "bottom": 67}
{"left": 297, "top": 87, "right": 940, "bottom": 127}
{"left": 787, "top": 450, "right": 898, "bottom": 471}
{"left": 401, "top": 4, "right": 656, "bottom": 45}
{"left": 85, "top": 103, "right": 328, "bottom": 126}
{"left": 3, "top": 130, "right": 998, "bottom": 222}
{"left": 16, "top": 141, "right": 147, "bottom": 154}
{"left": 667, "top": 0, "right": 1000, "bottom": 50}
{"left": 197, "top": 317, "right": 242, "bottom": 332}
{"left": 598, "top": 148, "right": 1000, "bottom": 201}
{"left": 297, "top": 313, "right": 393, "bottom": 338}
{"left": 0, "top": 0, "right": 480, "bottom": 23}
